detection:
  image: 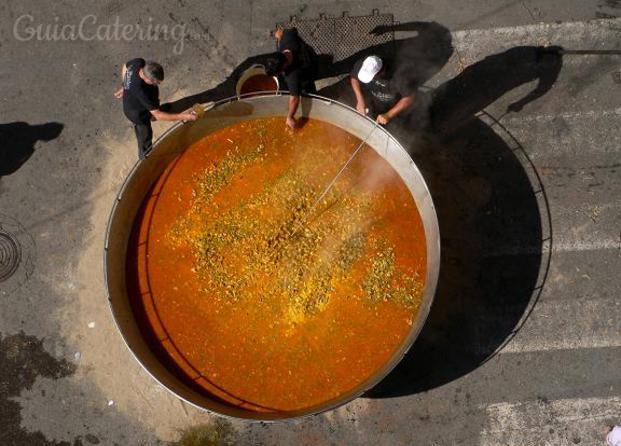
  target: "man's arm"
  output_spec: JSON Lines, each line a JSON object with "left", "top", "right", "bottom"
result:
{"left": 350, "top": 77, "right": 367, "bottom": 114}
{"left": 377, "top": 95, "right": 414, "bottom": 125}
{"left": 114, "top": 63, "right": 127, "bottom": 98}
{"left": 282, "top": 49, "right": 294, "bottom": 67}
{"left": 151, "top": 109, "right": 197, "bottom": 122}
{"left": 131, "top": 87, "right": 196, "bottom": 122}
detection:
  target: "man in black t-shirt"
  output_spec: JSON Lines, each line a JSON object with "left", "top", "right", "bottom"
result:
{"left": 265, "top": 27, "right": 318, "bottom": 129}
{"left": 114, "top": 58, "right": 197, "bottom": 159}
{"left": 350, "top": 55, "right": 415, "bottom": 125}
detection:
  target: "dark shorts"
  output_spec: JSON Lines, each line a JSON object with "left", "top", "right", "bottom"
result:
{"left": 301, "top": 79, "right": 317, "bottom": 95}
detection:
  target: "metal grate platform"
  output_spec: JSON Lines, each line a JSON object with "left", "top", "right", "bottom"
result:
{"left": 278, "top": 10, "right": 394, "bottom": 61}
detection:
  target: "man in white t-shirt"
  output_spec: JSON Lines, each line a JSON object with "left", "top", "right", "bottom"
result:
{"left": 606, "top": 425, "right": 621, "bottom": 446}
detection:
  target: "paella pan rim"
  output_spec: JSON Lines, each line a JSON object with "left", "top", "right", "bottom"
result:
{"left": 104, "top": 92, "right": 440, "bottom": 421}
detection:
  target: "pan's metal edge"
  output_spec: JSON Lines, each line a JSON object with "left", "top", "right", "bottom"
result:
{"left": 103, "top": 93, "right": 440, "bottom": 421}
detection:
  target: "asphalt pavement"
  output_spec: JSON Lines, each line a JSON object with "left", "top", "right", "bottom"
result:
{"left": 0, "top": 1, "right": 619, "bottom": 445}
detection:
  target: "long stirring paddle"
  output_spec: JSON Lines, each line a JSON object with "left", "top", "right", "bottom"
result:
{"left": 286, "top": 126, "right": 377, "bottom": 241}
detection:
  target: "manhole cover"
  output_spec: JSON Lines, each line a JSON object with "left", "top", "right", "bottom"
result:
{"left": 0, "top": 214, "right": 35, "bottom": 295}
{"left": 0, "top": 230, "right": 21, "bottom": 282}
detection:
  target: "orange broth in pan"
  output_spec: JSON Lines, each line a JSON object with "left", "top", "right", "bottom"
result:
{"left": 127, "top": 117, "right": 427, "bottom": 413}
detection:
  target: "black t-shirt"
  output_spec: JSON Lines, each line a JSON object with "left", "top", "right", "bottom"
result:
{"left": 277, "top": 28, "right": 317, "bottom": 95}
{"left": 351, "top": 57, "right": 413, "bottom": 105}
{"left": 122, "top": 58, "right": 160, "bottom": 124}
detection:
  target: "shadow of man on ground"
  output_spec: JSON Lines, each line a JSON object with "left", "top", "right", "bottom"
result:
{"left": 427, "top": 46, "right": 563, "bottom": 134}
{"left": 163, "top": 21, "right": 453, "bottom": 113}
{"left": 0, "top": 122, "right": 64, "bottom": 177}
{"left": 364, "top": 46, "right": 562, "bottom": 398}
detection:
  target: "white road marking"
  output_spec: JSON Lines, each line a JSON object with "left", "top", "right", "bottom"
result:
{"left": 480, "top": 396, "right": 621, "bottom": 446}
{"left": 453, "top": 18, "right": 621, "bottom": 61}
{"left": 504, "top": 107, "right": 621, "bottom": 125}
{"left": 500, "top": 108, "right": 621, "bottom": 159}
{"left": 484, "top": 238, "right": 620, "bottom": 256}
{"left": 496, "top": 297, "right": 621, "bottom": 354}
{"left": 551, "top": 238, "right": 621, "bottom": 253}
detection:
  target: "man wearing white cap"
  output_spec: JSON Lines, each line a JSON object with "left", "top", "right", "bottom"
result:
{"left": 350, "top": 55, "right": 415, "bottom": 125}
{"left": 606, "top": 425, "right": 621, "bottom": 446}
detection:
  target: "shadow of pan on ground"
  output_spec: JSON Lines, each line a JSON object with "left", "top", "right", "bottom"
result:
{"left": 367, "top": 116, "right": 544, "bottom": 397}
{"left": 363, "top": 45, "right": 563, "bottom": 398}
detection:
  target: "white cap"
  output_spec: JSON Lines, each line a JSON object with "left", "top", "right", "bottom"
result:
{"left": 358, "top": 56, "right": 383, "bottom": 83}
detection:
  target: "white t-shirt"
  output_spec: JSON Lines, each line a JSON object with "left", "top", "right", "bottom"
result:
{"left": 608, "top": 426, "right": 621, "bottom": 446}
